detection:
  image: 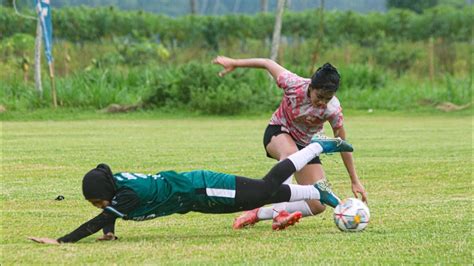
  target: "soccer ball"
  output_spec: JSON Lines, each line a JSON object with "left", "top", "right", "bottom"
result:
{"left": 333, "top": 198, "right": 370, "bottom": 232}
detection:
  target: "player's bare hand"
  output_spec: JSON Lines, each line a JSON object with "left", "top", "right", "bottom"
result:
{"left": 28, "top": 237, "right": 60, "bottom": 245}
{"left": 97, "top": 232, "right": 118, "bottom": 241}
{"left": 212, "top": 56, "right": 236, "bottom": 77}
{"left": 351, "top": 181, "right": 368, "bottom": 204}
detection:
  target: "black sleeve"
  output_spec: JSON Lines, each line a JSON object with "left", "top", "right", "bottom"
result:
{"left": 102, "top": 222, "right": 115, "bottom": 235}
{"left": 57, "top": 188, "right": 140, "bottom": 243}
{"left": 57, "top": 212, "right": 116, "bottom": 243}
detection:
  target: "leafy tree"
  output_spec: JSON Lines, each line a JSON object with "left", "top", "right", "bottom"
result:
{"left": 387, "top": 0, "right": 438, "bottom": 13}
{"left": 2, "top": 0, "right": 13, "bottom": 7}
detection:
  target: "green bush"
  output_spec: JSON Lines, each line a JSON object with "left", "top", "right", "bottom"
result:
{"left": 115, "top": 41, "right": 170, "bottom": 66}
{"left": 0, "top": 33, "right": 35, "bottom": 59}
{"left": 339, "top": 64, "right": 387, "bottom": 90}
{"left": 143, "top": 62, "right": 281, "bottom": 114}
{"left": 9, "top": 62, "right": 280, "bottom": 115}
{"left": 372, "top": 42, "right": 421, "bottom": 76}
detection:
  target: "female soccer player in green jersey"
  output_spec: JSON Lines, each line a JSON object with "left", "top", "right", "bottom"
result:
{"left": 29, "top": 138, "right": 352, "bottom": 244}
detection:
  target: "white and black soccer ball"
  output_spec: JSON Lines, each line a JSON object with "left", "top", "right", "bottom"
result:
{"left": 333, "top": 198, "right": 370, "bottom": 232}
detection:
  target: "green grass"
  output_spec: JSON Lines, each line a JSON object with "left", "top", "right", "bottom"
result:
{"left": 1, "top": 113, "right": 472, "bottom": 264}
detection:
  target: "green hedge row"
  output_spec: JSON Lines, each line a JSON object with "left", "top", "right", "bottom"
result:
{"left": 4, "top": 62, "right": 470, "bottom": 113}
{"left": 1, "top": 5, "right": 471, "bottom": 46}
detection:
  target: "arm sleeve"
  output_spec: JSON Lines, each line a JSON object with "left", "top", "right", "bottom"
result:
{"left": 101, "top": 188, "right": 140, "bottom": 235}
{"left": 328, "top": 108, "right": 344, "bottom": 130}
{"left": 102, "top": 222, "right": 115, "bottom": 235}
{"left": 276, "top": 71, "right": 309, "bottom": 93}
{"left": 57, "top": 188, "right": 140, "bottom": 243}
{"left": 57, "top": 211, "right": 116, "bottom": 243}
{"left": 326, "top": 98, "right": 344, "bottom": 130}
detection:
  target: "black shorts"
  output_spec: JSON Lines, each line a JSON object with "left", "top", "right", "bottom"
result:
{"left": 263, "top": 124, "right": 321, "bottom": 165}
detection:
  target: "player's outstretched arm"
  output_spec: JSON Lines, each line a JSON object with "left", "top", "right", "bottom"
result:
{"left": 28, "top": 212, "right": 118, "bottom": 244}
{"left": 212, "top": 56, "right": 287, "bottom": 80}
{"left": 333, "top": 126, "right": 368, "bottom": 203}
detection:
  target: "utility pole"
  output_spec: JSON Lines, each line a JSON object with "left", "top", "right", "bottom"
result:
{"left": 270, "top": 0, "right": 286, "bottom": 62}
{"left": 34, "top": 19, "right": 43, "bottom": 97}
{"left": 309, "top": 0, "right": 325, "bottom": 74}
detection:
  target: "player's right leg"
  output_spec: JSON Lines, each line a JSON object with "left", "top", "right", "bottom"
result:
{"left": 233, "top": 132, "right": 299, "bottom": 229}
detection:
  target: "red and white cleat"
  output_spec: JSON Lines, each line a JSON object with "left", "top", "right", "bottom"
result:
{"left": 233, "top": 208, "right": 260, "bottom": 229}
{"left": 272, "top": 210, "right": 302, "bottom": 231}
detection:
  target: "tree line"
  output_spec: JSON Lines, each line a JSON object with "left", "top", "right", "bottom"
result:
{"left": 1, "top": 5, "right": 471, "bottom": 46}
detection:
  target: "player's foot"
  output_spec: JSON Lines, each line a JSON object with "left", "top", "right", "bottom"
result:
{"left": 311, "top": 136, "right": 354, "bottom": 153}
{"left": 272, "top": 210, "right": 303, "bottom": 231}
{"left": 314, "top": 179, "right": 341, "bottom": 208}
{"left": 233, "top": 208, "right": 260, "bottom": 229}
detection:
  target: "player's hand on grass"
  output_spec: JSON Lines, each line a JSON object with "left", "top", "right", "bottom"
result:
{"left": 97, "top": 232, "right": 118, "bottom": 241}
{"left": 212, "top": 56, "right": 236, "bottom": 77}
{"left": 351, "top": 180, "right": 368, "bottom": 204}
{"left": 28, "top": 237, "right": 60, "bottom": 245}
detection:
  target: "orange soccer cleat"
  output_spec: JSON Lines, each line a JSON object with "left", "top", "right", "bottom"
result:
{"left": 232, "top": 208, "right": 260, "bottom": 229}
{"left": 271, "top": 210, "right": 302, "bottom": 231}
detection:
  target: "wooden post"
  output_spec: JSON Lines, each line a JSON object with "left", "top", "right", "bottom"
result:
{"left": 65, "top": 51, "right": 70, "bottom": 76}
{"left": 428, "top": 37, "right": 435, "bottom": 84}
{"left": 22, "top": 54, "right": 29, "bottom": 83}
{"left": 34, "top": 19, "right": 43, "bottom": 98}
{"left": 49, "top": 62, "right": 57, "bottom": 108}
{"left": 309, "top": 0, "right": 325, "bottom": 74}
{"left": 270, "top": 0, "right": 286, "bottom": 62}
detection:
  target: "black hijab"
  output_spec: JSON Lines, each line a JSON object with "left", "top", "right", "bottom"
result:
{"left": 82, "top": 163, "right": 116, "bottom": 200}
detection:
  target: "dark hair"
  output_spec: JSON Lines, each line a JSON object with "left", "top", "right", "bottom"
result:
{"left": 310, "top": 63, "right": 340, "bottom": 92}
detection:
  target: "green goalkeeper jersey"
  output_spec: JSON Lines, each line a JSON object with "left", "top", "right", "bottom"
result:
{"left": 113, "top": 170, "right": 236, "bottom": 221}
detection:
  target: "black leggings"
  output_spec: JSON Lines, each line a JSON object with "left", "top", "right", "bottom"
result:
{"left": 232, "top": 159, "right": 296, "bottom": 211}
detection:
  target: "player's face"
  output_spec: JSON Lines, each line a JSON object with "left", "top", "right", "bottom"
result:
{"left": 88, "top": 199, "right": 110, "bottom": 209}
{"left": 310, "top": 88, "right": 334, "bottom": 108}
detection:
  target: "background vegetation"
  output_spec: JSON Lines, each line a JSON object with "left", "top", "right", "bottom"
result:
{"left": 0, "top": 3, "right": 472, "bottom": 114}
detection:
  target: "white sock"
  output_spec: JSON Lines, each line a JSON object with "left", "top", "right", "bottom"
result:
{"left": 272, "top": 203, "right": 287, "bottom": 218}
{"left": 256, "top": 184, "right": 319, "bottom": 220}
{"left": 288, "top": 184, "right": 320, "bottom": 202}
{"left": 282, "top": 200, "right": 314, "bottom": 217}
{"left": 286, "top": 184, "right": 319, "bottom": 216}
{"left": 287, "top": 143, "right": 323, "bottom": 171}
{"left": 257, "top": 143, "right": 322, "bottom": 220}
{"left": 270, "top": 175, "right": 294, "bottom": 218}
{"left": 257, "top": 207, "right": 274, "bottom": 220}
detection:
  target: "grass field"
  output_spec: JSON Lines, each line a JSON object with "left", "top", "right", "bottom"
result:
{"left": 1, "top": 113, "right": 472, "bottom": 264}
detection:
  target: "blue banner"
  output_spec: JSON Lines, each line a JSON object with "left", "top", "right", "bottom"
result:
{"left": 36, "top": 0, "right": 53, "bottom": 64}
